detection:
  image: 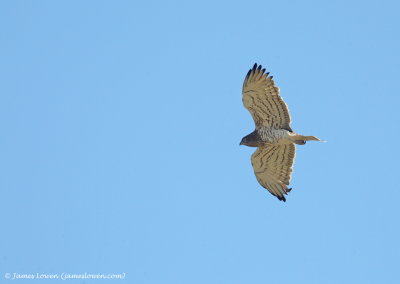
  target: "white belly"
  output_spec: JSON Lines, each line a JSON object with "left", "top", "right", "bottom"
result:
{"left": 258, "top": 128, "right": 291, "bottom": 144}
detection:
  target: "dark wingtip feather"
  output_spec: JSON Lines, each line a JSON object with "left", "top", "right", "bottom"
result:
{"left": 277, "top": 195, "right": 286, "bottom": 202}
{"left": 246, "top": 68, "right": 252, "bottom": 78}
{"left": 247, "top": 63, "right": 257, "bottom": 77}
{"left": 287, "top": 188, "right": 292, "bottom": 192}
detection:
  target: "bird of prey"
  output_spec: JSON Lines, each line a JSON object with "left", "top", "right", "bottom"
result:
{"left": 240, "top": 63, "right": 322, "bottom": 201}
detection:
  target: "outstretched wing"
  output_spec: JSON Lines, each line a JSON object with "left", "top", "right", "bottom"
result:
{"left": 251, "top": 144, "right": 296, "bottom": 202}
{"left": 242, "top": 63, "right": 292, "bottom": 131}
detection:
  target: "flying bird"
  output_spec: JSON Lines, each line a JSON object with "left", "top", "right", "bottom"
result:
{"left": 240, "top": 63, "right": 322, "bottom": 201}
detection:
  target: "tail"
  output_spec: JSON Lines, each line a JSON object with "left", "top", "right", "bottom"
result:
{"left": 302, "top": 135, "right": 322, "bottom": 141}
{"left": 291, "top": 134, "right": 325, "bottom": 145}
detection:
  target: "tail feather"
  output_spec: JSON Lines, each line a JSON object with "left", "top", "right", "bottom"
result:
{"left": 292, "top": 134, "right": 325, "bottom": 143}
{"left": 303, "top": 135, "right": 322, "bottom": 141}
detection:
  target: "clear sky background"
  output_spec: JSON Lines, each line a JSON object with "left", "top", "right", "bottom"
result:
{"left": 1, "top": 1, "right": 399, "bottom": 283}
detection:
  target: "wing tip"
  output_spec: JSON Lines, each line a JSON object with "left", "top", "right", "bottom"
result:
{"left": 277, "top": 187, "right": 292, "bottom": 202}
{"left": 277, "top": 195, "right": 286, "bottom": 202}
{"left": 243, "top": 62, "right": 276, "bottom": 92}
{"left": 245, "top": 63, "right": 258, "bottom": 80}
{"left": 249, "top": 63, "right": 270, "bottom": 78}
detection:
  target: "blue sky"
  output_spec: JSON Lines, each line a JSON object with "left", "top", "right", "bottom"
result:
{"left": 1, "top": 1, "right": 399, "bottom": 283}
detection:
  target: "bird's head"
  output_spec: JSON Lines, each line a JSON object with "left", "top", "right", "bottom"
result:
{"left": 240, "top": 131, "right": 261, "bottom": 147}
{"left": 239, "top": 136, "right": 248, "bottom": 146}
